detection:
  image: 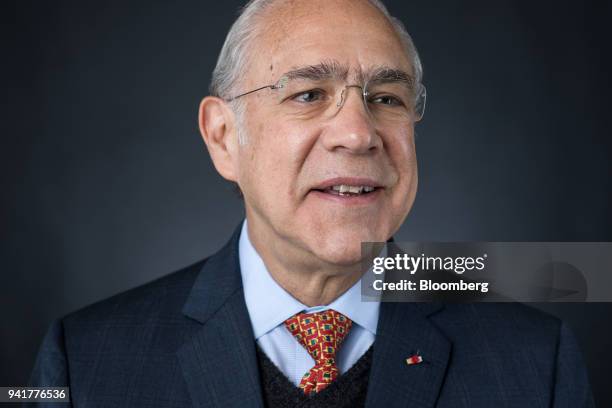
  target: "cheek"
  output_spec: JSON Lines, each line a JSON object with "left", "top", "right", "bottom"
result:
{"left": 389, "top": 131, "right": 418, "bottom": 205}
{"left": 386, "top": 125, "right": 416, "bottom": 166}
{"left": 238, "top": 121, "right": 313, "bottom": 204}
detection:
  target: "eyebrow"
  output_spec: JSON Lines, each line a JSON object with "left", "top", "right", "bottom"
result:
{"left": 283, "top": 59, "right": 350, "bottom": 81}
{"left": 280, "top": 60, "right": 414, "bottom": 87}
{"left": 366, "top": 66, "right": 415, "bottom": 87}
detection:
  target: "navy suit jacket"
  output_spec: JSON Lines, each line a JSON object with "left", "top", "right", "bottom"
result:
{"left": 29, "top": 225, "right": 595, "bottom": 407}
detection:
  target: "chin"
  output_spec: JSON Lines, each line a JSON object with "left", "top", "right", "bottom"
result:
{"left": 314, "top": 245, "right": 364, "bottom": 266}
{"left": 307, "top": 224, "right": 385, "bottom": 266}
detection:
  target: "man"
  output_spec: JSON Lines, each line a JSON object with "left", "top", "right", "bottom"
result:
{"left": 30, "top": 0, "right": 594, "bottom": 407}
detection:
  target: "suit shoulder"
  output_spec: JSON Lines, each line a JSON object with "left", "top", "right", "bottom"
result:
{"left": 62, "top": 257, "right": 209, "bottom": 326}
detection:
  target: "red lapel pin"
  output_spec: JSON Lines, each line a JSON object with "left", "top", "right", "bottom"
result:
{"left": 405, "top": 354, "right": 423, "bottom": 365}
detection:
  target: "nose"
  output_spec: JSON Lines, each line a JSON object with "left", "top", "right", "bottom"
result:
{"left": 320, "top": 86, "right": 382, "bottom": 154}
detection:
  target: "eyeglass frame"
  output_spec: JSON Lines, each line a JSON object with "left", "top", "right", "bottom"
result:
{"left": 224, "top": 74, "right": 427, "bottom": 122}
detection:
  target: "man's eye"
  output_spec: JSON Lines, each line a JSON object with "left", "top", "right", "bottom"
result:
{"left": 292, "top": 90, "right": 324, "bottom": 103}
{"left": 370, "top": 95, "right": 403, "bottom": 106}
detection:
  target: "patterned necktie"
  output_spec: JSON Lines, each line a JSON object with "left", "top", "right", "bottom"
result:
{"left": 284, "top": 309, "right": 353, "bottom": 394}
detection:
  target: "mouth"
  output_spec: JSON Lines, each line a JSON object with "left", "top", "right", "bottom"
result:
{"left": 309, "top": 177, "right": 384, "bottom": 203}
{"left": 314, "top": 184, "right": 379, "bottom": 196}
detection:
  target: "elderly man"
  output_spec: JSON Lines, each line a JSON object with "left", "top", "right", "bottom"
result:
{"left": 30, "top": 0, "right": 594, "bottom": 407}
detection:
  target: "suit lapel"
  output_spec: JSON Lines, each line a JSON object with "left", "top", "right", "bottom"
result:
{"left": 177, "top": 225, "right": 264, "bottom": 408}
{"left": 365, "top": 302, "right": 451, "bottom": 408}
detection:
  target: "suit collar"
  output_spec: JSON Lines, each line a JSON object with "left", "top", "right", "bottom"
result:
{"left": 178, "top": 223, "right": 265, "bottom": 408}
{"left": 364, "top": 239, "right": 451, "bottom": 407}
{"left": 365, "top": 301, "right": 450, "bottom": 408}
{"left": 181, "top": 223, "right": 244, "bottom": 325}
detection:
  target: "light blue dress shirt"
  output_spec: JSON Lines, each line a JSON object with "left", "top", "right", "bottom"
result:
{"left": 238, "top": 220, "right": 380, "bottom": 386}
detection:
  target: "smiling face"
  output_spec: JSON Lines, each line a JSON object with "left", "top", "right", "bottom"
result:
{"left": 230, "top": 0, "right": 418, "bottom": 267}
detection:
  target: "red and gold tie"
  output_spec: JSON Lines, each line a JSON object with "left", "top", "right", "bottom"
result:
{"left": 284, "top": 309, "right": 352, "bottom": 394}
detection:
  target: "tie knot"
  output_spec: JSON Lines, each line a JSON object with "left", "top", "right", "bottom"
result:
{"left": 284, "top": 309, "right": 352, "bottom": 365}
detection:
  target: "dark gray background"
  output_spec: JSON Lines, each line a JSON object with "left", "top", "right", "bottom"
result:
{"left": 2, "top": 0, "right": 611, "bottom": 405}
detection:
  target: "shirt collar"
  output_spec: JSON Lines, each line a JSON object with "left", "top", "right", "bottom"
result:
{"left": 238, "top": 219, "right": 380, "bottom": 339}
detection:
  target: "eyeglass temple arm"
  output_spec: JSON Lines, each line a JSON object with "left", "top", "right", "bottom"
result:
{"left": 225, "top": 77, "right": 288, "bottom": 102}
{"left": 226, "top": 83, "right": 284, "bottom": 102}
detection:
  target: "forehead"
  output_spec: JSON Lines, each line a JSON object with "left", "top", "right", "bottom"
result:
{"left": 248, "top": 0, "right": 412, "bottom": 85}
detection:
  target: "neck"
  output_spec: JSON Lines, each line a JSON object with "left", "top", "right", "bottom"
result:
{"left": 246, "top": 216, "right": 364, "bottom": 307}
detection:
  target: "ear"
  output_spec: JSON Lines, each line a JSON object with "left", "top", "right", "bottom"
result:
{"left": 198, "top": 96, "right": 239, "bottom": 182}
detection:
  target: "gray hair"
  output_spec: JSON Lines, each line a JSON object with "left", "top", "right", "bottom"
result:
{"left": 210, "top": 0, "right": 423, "bottom": 100}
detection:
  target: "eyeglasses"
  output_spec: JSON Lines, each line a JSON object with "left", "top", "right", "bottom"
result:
{"left": 226, "top": 74, "right": 427, "bottom": 126}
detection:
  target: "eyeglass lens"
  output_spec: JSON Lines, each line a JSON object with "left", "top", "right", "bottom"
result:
{"left": 269, "top": 76, "right": 426, "bottom": 125}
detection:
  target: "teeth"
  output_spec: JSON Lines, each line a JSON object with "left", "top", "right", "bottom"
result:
{"left": 330, "top": 184, "right": 376, "bottom": 194}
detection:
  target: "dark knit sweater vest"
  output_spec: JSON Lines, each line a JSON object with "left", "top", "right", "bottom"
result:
{"left": 256, "top": 345, "right": 373, "bottom": 408}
